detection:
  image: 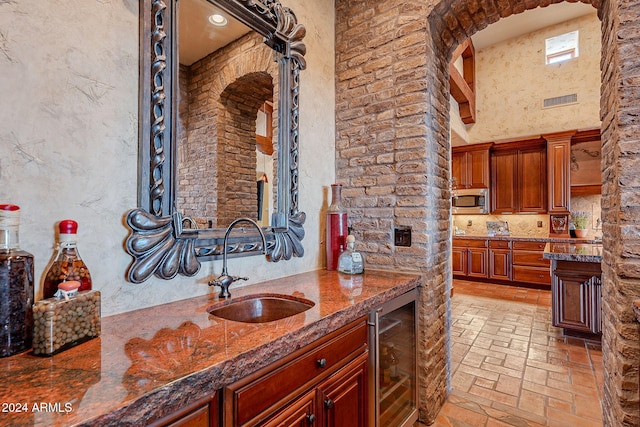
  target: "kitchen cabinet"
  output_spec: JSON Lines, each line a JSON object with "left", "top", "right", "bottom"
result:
{"left": 223, "top": 318, "right": 368, "bottom": 427}
{"left": 552, "top": 260, "right": 602, "bottom": 335}
{"left": 451, "top": 143, "right": 492, "bottom": 189}
{"left": 491, "top": 139, "right": 547, "bottom": 214}
{"left": 512, "top": 241, "right": 551, "bottom": 286}
{"left": 544, "top": 131, "right": 575, "bottom": 214}
{"left": 453, "top": 238, "right": 552, "bottom": 287}
{"left": 149, "top": 394, "right": 219, "bottom": 427}
{"left": 452, "top": 238, "right": 488, "bottom": 279}
{"left": 489, "top": 240, "right": 511, "bottom": 281}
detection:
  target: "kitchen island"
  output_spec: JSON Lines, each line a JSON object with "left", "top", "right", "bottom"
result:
{"left": 0, "top": 270, "right": 420, "bottom": 426}
{"left": 544, "top": 242, "right": 603, "bottom": 337}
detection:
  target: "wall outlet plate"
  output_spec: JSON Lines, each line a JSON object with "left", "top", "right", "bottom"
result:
{"left": 394, "top": 226, "right": 411, "bottom": 247}
{"left": 537, "top": 221, "right": 543, "bottom": 227}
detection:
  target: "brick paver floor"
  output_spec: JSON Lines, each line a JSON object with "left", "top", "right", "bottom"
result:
{"left": 423, "top": 279, "right": 603, "bottom": 427}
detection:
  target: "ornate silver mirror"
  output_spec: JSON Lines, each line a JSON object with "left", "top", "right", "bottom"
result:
{"left": 126, "top": 0, "right": 307, "bottom": 283}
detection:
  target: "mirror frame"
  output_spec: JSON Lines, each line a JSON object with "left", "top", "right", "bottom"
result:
{"left": 125, "top": 0, "right": 307, "bottom": 283}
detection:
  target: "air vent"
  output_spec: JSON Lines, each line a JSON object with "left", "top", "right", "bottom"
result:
{"left": 543, "top": 93, "right": 578, "bottom": 108}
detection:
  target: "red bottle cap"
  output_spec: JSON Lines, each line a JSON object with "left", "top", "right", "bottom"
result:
{"left": 0, "top": 204, "right": 20, "bottom": 211}
{"left": 59, "top": 220, "right": 78, "bottom": 234}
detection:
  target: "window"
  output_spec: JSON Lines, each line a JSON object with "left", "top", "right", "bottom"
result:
{"left": 546, "top": 31, "right": 579, "bottom": 64}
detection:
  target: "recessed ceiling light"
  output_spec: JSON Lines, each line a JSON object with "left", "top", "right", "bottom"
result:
{"left": 208, "top": 13, "right": 228, "bottom": 26}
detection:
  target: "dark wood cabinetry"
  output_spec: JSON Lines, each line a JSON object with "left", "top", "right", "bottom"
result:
{"left": 552, "top": 260, "right": 602, "bottom": 335}
{"left": 489, "top": 240, "right": 511, "bottom": 281}
{"left": 544, "top": 131, "right": 574, "bottom": 214}
{"left": 512, "top": 241, "right": 551, "bottom": 287}
{"left": 452, "top": 143, "right": 492, "bottom": 189}
{"left": 491, "top": 139, "right": 547, "bottom": 214}
{"left": 223, "top": 318, "right": 368, "bottom": 427}
{"left": 149, "top": 394, "right": 219, "bottom": 427}
{"left": 452, "top": 238, "right": 488, "bottom": 279}
{"left": 454, "top": 238, "right": 551, "bottom": 287}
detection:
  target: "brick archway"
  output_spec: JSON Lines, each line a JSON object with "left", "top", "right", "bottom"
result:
{"left": 336, "top": 0, "right": 640, "bottom": 424}
{"left": 425, "top": 1, "right": 638, "bottom": 425}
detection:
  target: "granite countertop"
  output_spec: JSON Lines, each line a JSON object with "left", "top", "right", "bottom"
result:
{"left": 542, "top": 242, "right": 603, "bottom": 263}
{"left": 0, "top": 269, "right": 420, "bottom": 427}
{"left": 452, "top": 234, "right": 599, "bottom": 243}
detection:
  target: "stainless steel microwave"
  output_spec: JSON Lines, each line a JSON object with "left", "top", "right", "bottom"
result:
{"left": 452, "top": 188, "right": 489, "bottom": 214}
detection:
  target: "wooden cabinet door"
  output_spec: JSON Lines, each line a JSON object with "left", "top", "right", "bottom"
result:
{"left": 262, "top": 390, "right": 316, "bottom": 427}
{"left": 451, "top": 247, "right": 467, "bottom": 276}
{"left": 552, "top": 265, "right": 602, "bottom": 334}
{"left": 467, "top": 248, "right": 488, "bottom": 278}
{"left": 451, "top": 151, "right": 467, "bottom": 189}
{"left": 318, "top": 353, "right": 368, "bottom": 427}
{"left": 518, "top": 147, "right": 547, "bottom": 213}
{"left": 165, "top": 405, "right": 211, "bottom": 427}
{"left": 491, "top": 150, "right": 517, "bottom": 213}
{"left": 489, "top": 249, "right": 511, "bottom": 281}
{"left": 546, "top": 139, "right": 571, "bottom": 213}
{"left": 468, "top": 148, "right": 490, "bottom": 188}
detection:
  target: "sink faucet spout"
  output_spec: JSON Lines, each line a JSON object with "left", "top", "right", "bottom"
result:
{"left": 208, "top": 218, "right": 267, "bottom": 298}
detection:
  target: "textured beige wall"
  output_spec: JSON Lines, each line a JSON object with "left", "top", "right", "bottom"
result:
{"left": 454, "top": 13, "right": 601, "bottom": 145}
{"left": 0, "top": 0, "right": 335, "bottom": 315}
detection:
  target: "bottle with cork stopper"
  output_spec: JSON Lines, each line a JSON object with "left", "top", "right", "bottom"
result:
{"left": 43, "top": 220, "right": 92, "bottom": 299}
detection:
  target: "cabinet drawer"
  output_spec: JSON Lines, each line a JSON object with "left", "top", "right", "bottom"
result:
{"left": 512, "top": 251, "right": 550, "bottom": 267}
{"left": 227, "top": 318, "right": 368, "bottom": 426}
{"left": 512, "top": 241, "right": 547, "bottom": 251}
{"left": 453, "top": 239, "right": 488, "bottom": 248}
{"left": 489, "top": 240, "right": 511, "bottom": 249}
{"left": 512, "top": 265, "right": 551, "bottom": 285}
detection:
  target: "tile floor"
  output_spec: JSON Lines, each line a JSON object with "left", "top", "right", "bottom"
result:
{"left": 422, "top": 279, "right": 603, "bottom": 427}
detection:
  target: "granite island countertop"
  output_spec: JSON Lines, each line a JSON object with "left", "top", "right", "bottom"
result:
{"left": 0, "top": 269, "right": 420, "bottom": 427}
{"left": 542, "top": 242, "right": 603, "bottom": 263}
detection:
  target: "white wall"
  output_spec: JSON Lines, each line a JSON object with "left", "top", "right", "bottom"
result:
{"left": 0, "top": 0, "right": 335, "bottom": 315}
{"left": 451, "top": 12, "right": 601, "bottom": 146}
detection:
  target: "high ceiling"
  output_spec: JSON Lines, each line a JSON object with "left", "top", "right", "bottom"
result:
{"left": 471, "top": 2, "right": 597, "bottom": 50}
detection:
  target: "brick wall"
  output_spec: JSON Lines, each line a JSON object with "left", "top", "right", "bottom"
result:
{"left": 336, "top": 0, "right": 640, "bottom": 425}
{"left": 177, "top": 32, "right": 278, "bottom": 228}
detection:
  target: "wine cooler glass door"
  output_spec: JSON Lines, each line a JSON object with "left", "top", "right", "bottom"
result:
{"left": 370, "top": 288, "right": 418, "bottom": 427}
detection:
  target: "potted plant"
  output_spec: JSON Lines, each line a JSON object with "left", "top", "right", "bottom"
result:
{"left": 571, "top": 211, "right": 591, "bottom": 238}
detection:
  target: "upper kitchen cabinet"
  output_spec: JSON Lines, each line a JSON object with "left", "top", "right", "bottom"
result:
{"left": 451, "top": 143, "right": 492, "bottom": 189}
{"left": 570, "top": 129, "right": 602, "bottom": 196}
{"left": 491, "top": 139, "right": 547, "bottom": 214}
{"left": 544, "top": 131, "right": 575, "bottom": 214}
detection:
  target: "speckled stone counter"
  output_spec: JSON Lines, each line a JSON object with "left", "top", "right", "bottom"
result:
{"left": 542, "top": 242, "right": 603, "bottom": 263}
{"left": 453, "top": 234, "right": 598, "bottom": 243}
{"left": 0, "top": 269, "right": 420, "bottom": 427}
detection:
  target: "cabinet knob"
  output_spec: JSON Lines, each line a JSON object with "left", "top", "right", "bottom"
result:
{"left": 324, "top": 399, "right": 334, "bottom": 409}
{"left": 307, "top": 414, "right": 316, "bottom": 424}
{"left": 317, "top": 358, "right": 327, "bottom": 368}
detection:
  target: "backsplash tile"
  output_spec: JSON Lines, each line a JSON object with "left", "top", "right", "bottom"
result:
{"left": 453, "top": 194, "right": 601, "bottom": 239}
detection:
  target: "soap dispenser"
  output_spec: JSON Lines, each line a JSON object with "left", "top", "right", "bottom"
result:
{"left": 337, "top": 235, "right": 364, "bottom": 274}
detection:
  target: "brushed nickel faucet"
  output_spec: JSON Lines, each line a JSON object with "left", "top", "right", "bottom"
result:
{"left": 209, "top": 218, "right": 267, "bottom": 298}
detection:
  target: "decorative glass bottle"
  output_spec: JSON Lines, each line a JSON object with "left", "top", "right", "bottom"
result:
{"left": 43, "top": 220, "right": 92, "bottom": 299}
{"left": 326, "top": 184, "right": 348, "bottom": 271}
{"left": 338, "top": 235, "right": 364, "bottom": 274}
{"left": 0, "top": 204, "right": 34, "bottom": 357}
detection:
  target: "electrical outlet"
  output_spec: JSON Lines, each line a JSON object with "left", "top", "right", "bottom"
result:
{"left": 467, "top": 220, "right": 472, "bottom": 227}
{"left": 537, "top": 221, "right": 543, "bottom": 228}
{"left": 394, "top": 226, "right": 412, "bottom": 247}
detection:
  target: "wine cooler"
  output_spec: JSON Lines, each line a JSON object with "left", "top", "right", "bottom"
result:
{"left": 369, "top": 288, "right": 418, "bottom": 426}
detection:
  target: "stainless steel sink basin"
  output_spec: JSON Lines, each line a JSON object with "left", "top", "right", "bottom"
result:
{"left": 207, "top": 293, "right": 315, "bottom": 323}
